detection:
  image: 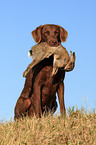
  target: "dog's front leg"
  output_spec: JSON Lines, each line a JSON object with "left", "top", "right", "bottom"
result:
{"left": 57, "top": 82, "right": 66, "bottom": 115}
{"left": 33, "top": 85, "right": 42, "bottom": 118}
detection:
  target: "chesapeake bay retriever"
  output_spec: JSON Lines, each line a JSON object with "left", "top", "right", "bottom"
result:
{"left": 14, "top": 24, "right": 75, "bottom": 119}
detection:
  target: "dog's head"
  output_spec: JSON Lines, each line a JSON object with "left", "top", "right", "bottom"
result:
{"left": 32, "top": 24, "right": 68, "bottom": 47}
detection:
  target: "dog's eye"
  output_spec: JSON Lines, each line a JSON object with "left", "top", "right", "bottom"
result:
{"left": 54, "top": 31, "right": 59, "bottom": 35}
{"left": 44, "top": 31, "right": 50, "bottom": 36}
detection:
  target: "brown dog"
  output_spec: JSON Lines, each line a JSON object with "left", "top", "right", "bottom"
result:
{"left": 14, "top": 24, "right": 74, "bottom": 119}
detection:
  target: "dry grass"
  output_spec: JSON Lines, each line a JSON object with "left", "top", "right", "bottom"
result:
{"left": 0, "top": 107, "right": 96, "bottom": 145}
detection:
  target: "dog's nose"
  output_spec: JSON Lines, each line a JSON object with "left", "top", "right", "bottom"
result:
{"left": 52, "top": 40, "right": 57, "bottom": 44}
{"left": 49, "top": 40, "right": 59, "bottom": 46}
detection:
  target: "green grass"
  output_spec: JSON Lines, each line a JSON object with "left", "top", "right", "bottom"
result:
{"left": 0, "top": 107, "right": 96, "bottom": 145}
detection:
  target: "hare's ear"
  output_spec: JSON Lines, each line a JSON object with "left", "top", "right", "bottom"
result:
{"left": 59, "top": 26, "right": 68, "bottom": 42}
{"left": 31, "top": 25, "right": 43, "bottom": 43}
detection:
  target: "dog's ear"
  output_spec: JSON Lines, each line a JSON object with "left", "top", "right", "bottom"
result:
{"left": 59, "top": 26, "right": 68, "bottom": 42}
{"left": 31, "top": 25, "right": 43, "bottom": 43}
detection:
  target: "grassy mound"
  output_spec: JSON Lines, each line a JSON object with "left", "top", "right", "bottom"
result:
{"left": 0, "top": 107, "right": 96, "bottom": 145}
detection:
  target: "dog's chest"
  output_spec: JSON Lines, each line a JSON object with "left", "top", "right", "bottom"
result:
{"left": 41, "top": 76, "right": 62, "bottom": 106}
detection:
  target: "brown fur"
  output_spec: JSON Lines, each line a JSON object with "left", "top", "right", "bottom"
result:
{"left": 14, "top": 24, "right": 69, "bottom": 119}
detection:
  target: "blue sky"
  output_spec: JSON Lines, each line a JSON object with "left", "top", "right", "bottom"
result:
{"left": 0, "top": 0, "right": 96, "bottom": 121}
